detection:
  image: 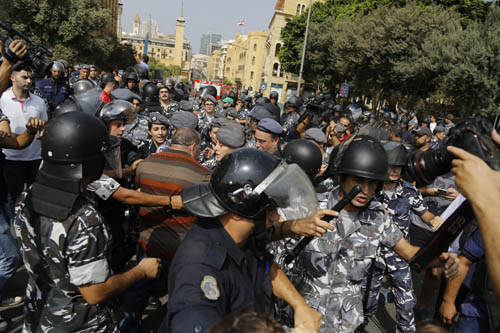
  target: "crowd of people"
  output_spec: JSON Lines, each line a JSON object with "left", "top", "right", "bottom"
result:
{"left": 0, "top": 38, "right": 499, "bottom": 333}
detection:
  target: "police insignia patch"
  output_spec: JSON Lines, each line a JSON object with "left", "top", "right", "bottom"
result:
{"left": 201, "top": 275, "right": 220, "bottom": 300}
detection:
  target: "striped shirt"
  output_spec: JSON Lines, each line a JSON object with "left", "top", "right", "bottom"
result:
{"left": 135, "top": 149, "right": 210, "bottom": 259}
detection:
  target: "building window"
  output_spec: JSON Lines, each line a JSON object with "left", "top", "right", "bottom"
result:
{"left": 275, "top": 43, "right": 281, "bottom": 57}
{"left": 272, "top": 63, "right": 279, "bottom": 77}
{"left": 253, "top": 44, "right": 257, "bottom": 51}
{"left": 250, "top": 71, "right": 254, "bottom": 80}
{"left": 302, "top": 4, "right": 306, "bottom": 13}
{"left": 296, "top": 4, "right": 301, "bottom": 15}
{"left": 252, "top": 56, "right": 255, "bottom": 65}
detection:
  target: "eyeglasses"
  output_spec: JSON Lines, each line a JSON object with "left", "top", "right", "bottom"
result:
{"left": 205, "top": 103, "right": 215, "bottom": 107}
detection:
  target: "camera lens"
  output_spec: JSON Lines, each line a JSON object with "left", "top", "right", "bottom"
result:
{"left": 406, "top": 144, "right": 452, "bottom": 187}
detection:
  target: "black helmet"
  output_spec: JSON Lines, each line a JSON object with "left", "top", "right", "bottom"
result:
{"left": 202, "top": 85, "right": 218, "bottom": 99}
{"left": 254, "top": 92, "right": 263, "bottom": 99}
{"left": 333, "top": 104, "right": 342, "bottom": 113}
{"left": 125, "top": 71, "right": 139, "bottom": 82}
{"left": 269, "top": 91, "right": 279, "bottom": 100}
{"left": 281, "top": 139, "right": 322, "bottom": 178}
{"left": 183, "top": 148, "right": 279, "bottom": 219}
{"left": 73, "top": 79, "right": 95, "bottom": 95}
{"left": 284, "top": 95, "right": 300, "bottom": 109}
{"left": 383, "top": 141, "right": 407, "bottom": 167}
{"left": 98, "top": 100, "right": 134, "bottom": 127}
{"left": 134, "top": 64, "right": 149, "bottom": 80}
{"left": 54, "top": 88, "right": 103, "bottom": 117}
{"left": 52, "top": 97, "right": 81, "bottom": 118}
{"left": 420, "top": 115, "right": 430, "bottom": 124}
{"left": 42, "top": 112, "right": 109, "bottom": 178}
{"left": 336, "top": 135, "right": 388, "bottom": 182}
{"left": 142, "top": 82, "right": 159, "bottom": 103}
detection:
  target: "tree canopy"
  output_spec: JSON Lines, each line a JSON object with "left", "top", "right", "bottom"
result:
{"left": 0, "top": 0, "right": 135, "bottom": 70}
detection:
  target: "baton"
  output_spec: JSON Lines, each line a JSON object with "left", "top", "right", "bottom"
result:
{"left": 409, "top": 199, "right": 475, "bottom": 272}
{"left": 283, "top": 184, "right": 362, "bottom": 265}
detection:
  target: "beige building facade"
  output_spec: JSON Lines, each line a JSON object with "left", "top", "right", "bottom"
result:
{"left": 262, "top": 0, "right": 324, "bottom": 103}
{"left": 223, "top": 30, "right": 268, "bottom": 91}
{"left": 100, "top": 0, "right": 123, "bottom": 38}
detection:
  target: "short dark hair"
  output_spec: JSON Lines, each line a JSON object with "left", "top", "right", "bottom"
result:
{"left": 143, "top": 54, "right": 149, "bottom": 63}
{"left": 389, "top": 125, "right": 403, "bottom": 139}
{"left": 171, "top": 127, "right": 200, "bottom": 146}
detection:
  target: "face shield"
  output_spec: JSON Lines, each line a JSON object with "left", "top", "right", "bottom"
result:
{"left": 103, "top": 135, "right": 122, "bottom": 179}
{"left": 254, "top": 162, "right": 318, "bottom": 220}
{"left": 74, "top": 87, "right": 104, "bottom": 116}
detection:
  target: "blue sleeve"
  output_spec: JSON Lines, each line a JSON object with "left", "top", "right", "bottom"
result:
{"left": 165, "top": 264, "right": 225, "bottom": 333}
{"left": 463, "top": 229, "right": 484, "bottom": 260}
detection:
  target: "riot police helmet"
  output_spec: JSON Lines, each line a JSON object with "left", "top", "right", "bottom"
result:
{"left": 134, "top": 64, "right": 149, "bottom": 80}
{"left": 420, "top": 115, "right": 430, "bottom": 124}
{"left": 142, "top": 82, "right": 160, "bottom": 103}
{"left": 284, "top": 95, "right": 300, "bottom": 109}
{"left": 281, "top": 139, "right": 322, "bottom": 178}
{"left": 182, "top": 148, "right": 318, "bottom": 221}
{"left": 51, "top": 61, "right": 65, "bottom": 73}
{"left": 125, "top": 71, "right": 139, "bottom": 83}
{"left": 202, "top": 85, "right": 218, "bottom": 99}
{"left": 98, "top": 100, "right": 134, "bottom": 127}
{"left": 336, "top": 135, "right": 388, "bottom": 182}
{"left": 73, "top": 79, "right": 95, "bottom": 96}
{"left": 383, "top": 141, "right": 408, "bottom": 167}
{"left": 269, "top": 91, "right": 279, "bottom": 101}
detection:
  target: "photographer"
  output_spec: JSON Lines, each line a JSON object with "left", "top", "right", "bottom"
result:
{"left": 0, "top": 39, "right": 27, "bottom": 94}
{"left": 448, "top": 130, "right": 500, "bottom": 299}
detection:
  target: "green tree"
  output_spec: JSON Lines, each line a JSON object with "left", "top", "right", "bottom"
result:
{"left": 279, "top": 0, "right": 489, "bottom": 78}
{"left": 0, "top": 0, "right": 134, "bottom": 70}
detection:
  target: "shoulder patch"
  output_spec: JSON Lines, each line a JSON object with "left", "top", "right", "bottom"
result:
{"left": 200, "top": 275, "right": 220, "bottom": 301}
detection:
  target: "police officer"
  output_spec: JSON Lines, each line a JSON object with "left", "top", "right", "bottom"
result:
{"left": 13, "top": 112, "right": 160, "bottom": 332}
{"left": 197, "top": 94, "right": 219, "bottom": 148}
{"left": 160, "top": 148, "right": 323, "bottom": 332}
{"left": 245, "top": 106, "right": 274, "bottom": 148}
{"left": 159, "top": 85, "right": 180, "bottom": 116}
{"left": 213, "top": 123, "right": 246, "bottom": 161}
{"left": 136, "top": 112, "right": 169, "bottom": 157}
{"left": 364, "top": 142, "right": 443, "bottom": 332}
{"left": 281, "top": 95, "right": 302, "bottom": 141}
{"left": 288, "top": 135, "right": 459, "bottom": 332}
{"left": 35, "top": 61, "right": 70, "bottom": 113}
{"left": 125, "top": 71, "right": 141, "bottom": 95}
{"left": 254, "top": 118, "right": 283, "bottom": 157}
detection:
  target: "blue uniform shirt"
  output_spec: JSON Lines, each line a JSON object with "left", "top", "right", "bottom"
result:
{"left": 160, "top": 218, "right": 273, "bottom": 333}
{"left": 35, "top": 78, "right": 69, "bottom": 109}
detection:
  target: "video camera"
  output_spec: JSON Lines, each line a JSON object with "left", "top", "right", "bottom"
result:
{"left": 303, "top": 94, "right": 331, "bottom": 115}
{"left": 407, "top": 117, "right": 500, "bottom": 187}
{"left": 0, "top": 22, "right": 53, "bottom": 77}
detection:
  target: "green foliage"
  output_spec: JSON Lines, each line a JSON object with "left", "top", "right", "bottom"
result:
{"left": 147, "top": 58, "right": 182, "bottom": 80}
{"left": 0, "top": 0, "right": 135, "bottom": 70}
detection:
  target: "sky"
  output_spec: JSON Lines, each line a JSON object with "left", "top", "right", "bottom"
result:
{"left": 121, "top": 0, "right": 277, "bottom": 54}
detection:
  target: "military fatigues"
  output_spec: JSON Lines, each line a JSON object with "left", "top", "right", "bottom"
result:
{"left": 365, "top": 181, "right": 427, "bottom": 332}
{"left": 280, "top": 112, "right": 300, "bottom": 141}
{"left": 13, "top": 191, "right": 116, "bottom": 332}
{"left": 161, "top": 101, "right": 180, "bottom": 118}
{"left": 289, "top": 186, "right": 403, "bottom": 332}
{"left": 123, "top": 113, "right": 150, "bottom": 147}
{"left": 160, "top": 218, "right": 273, "bottom": 332}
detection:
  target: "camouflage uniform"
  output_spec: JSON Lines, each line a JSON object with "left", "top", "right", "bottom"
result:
{"left": 280, "top": 112, "right": 300, "bottom": 141}
{"left": 289, "top": 186, "right": 403, "bottom": 332}
{"left": 161, "top": 101, "right": 180, "bottom": 118}
{"left": 86, "top": 173, "right": 121, "bottom": 201}
{"left": 365, "top": 181, "right": 427, "bottom": 332}
{"left": 13, "top": 190, "right": 117, "bottom": 332}
{"left": 236, "top": 107, "right": 250, "bottom": 122}
{"left": 201, "top": 155, "right": 217, "bottom": 171}
{"left": 123, "top": 113, "right": 150, "bottom": 147}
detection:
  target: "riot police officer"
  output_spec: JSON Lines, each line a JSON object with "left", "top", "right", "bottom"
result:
{"left": 288, "top": 135, "right": 459, "bottom": 332}
{"left": 35, "top": 61, "right": 69, "bottom": 113}
{"left": 13, "top": 112, "right": 160, "bottom": 332}
{"left": 160, "top": 148, "right": 323, "bottom": 332}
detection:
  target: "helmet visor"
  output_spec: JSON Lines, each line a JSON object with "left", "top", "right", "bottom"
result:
{"left": 258, "top": 163, "right": 318, "bottom": 220}
{"left": 103, "top": 136, "right": 122, "bottom": 179}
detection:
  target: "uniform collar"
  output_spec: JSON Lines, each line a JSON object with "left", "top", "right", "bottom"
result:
{"left": 199, "top": 218, "right": 245, "bottom": 265}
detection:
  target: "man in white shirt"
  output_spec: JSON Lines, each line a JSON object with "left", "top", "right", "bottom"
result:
{"left": 0, "top": 64, "right": 48, "bottom": 216}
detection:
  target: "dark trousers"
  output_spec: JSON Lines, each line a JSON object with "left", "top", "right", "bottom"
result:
{"left": 3, "top": 159, "right": 41, "bottom": 218}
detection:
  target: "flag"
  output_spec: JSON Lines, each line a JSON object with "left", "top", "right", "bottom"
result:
{"left": 237, "top": 21, "right": 245, "bottom": 26}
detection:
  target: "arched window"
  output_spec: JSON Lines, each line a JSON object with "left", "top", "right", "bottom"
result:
{"left": 252, "top": 56, "right": 256, "bottom": 65}
{"left": 275, "top": 43, "right": 281, "bottom": 57}
{"left": 272, "top": 63, "right": 279, "bottom": 77}
{"left": 253, "top": 44, "right": 257, "bottom": 51}
{"left": 296, "top": 4, "right": 301, "bottom": 15}
{"left": 302, "top": 4, "right": 306, "bottom": 14}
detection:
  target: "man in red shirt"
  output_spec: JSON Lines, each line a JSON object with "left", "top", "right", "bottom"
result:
{"left": 98, "top": 74, "right": 117, "bottom": 104}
